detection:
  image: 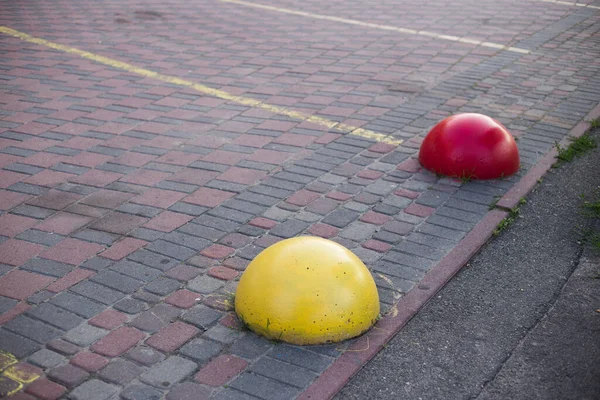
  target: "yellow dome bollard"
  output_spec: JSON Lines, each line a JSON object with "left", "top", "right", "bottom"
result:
{"left": 235, "top": 236, "right": 380, "bottom": 345}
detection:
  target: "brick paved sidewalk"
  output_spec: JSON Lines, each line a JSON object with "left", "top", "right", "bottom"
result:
{"left": 0, "top": 0, "right": 599, "bottom": 399}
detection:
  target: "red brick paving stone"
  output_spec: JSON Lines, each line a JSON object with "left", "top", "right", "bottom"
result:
{"left": 285, "top": 189, "right": 321, "bottom": 206}
{"left": 168, "top": 168, "right": 219, "bottom": 186}
{"left": 208, "top": 266, "right": 239, "bottom": 281}
{"left": 315, "top": 133, "right": 342, "bottom": 144}
{"left": 0, "top": 170, "right": 27, "bottom": 189}
{"left": 132, "top": 188, "right": 187, "bottom": 209}
{"left": 89, "top": 309, "right": 128, "bottom": 330}
{"left": 146, "top": 321, "right": 199, "bottom": 352}
{"left": 326, "top": 191, "right": 353, "bottom": 201}
{"left": 21, "top": 153, "right": 67, "bottom": 168}
{"left": 221, "top": 257, "right": 249, "bottom": 271}
{"left": 360, "top": 211, "right": 391, "bottom": 225}
{"left": 40, "top": 238, "right": 104, "bottom": 265}
{"left": 369, "top": 143, "right": 398, "bottom": 153}
{"left": 183, "top": 187, "right": 235, "bottom": 208}
{"left": 25, "top": 378, "right": 67, "bottom": 400}
{"left": 219, "top": 313, "right": 244, "bottom": 330}
{"left": 5, "top": 393, "right": 35, "bottom": 400}
{"left": 394, "top": 188, "right": 420, "bottom": 199}
{"left": 165, "top": 265, "right": 202, "bottom": 282}
{"left": 217, "top": 167, "right": 267, "bottom": 185}
{"left": 69, "top": 169, "right": 123, "bottom": 187}
{"left": 248, "top": 217, "right": 277, "bottom": 229}
{"left": 232, "top": 134, "right": 272, "bottom": 148}
{"left": 219, "top": 233, "right": 253, "bottom": 249}
{"left": 0, "top": 239, "right": 46, "bottom": 266}
{"left": 397, "top": 158, "right": 422, "bottom": 173}
{"left": 165, "top": 290, "right": 201, "bottom": 309}
{"left": 0, "top": 214, "right": 38, "bottom": 237}
{"left": 46, "top": 268, "right": 95, "bottom": 293}
{"left": 70, "top": 352, "right": 109, "bottom": 372}
{"left": 156, "top": 151, "right": 200, "bottom": 166}
{"left": 100, "top": 237, "right": 148, "bottom": 260}
{"left": 24, "top": 170, "right": 75, "bottom": 188}
{"left": 80, "top": 189, "right": 135, "bottom": 209}
{"left": 201, "top": 150, "right": 246, "bottom": 166}
{"left": 253, "top": 235, "right": 282, "bottom": 249}
{"left": 405, "top": 203, "right": 436, "bottom": 218}
{"left": 0, "top": 190, "right": 30, "bottom": 211}
{"left": 362, "top": 239, "right": 393, "bottom": 253}
{"left": 63, "top": 204, "right": 109, "bottom": 219}
{"left": 357, "top": 170, "right": 384, "bottom": 180}
{"left": 67, "top": 152, "right": 113, "bottom": 168}
{"left": 202, "top": 294, "right": 233, "bottom": 312}
{"left": 308, "top": 223, "right": 340, "bottom": 239}
{"left": 257, "top": 120, "right": 296, "bottom": 132}
{"left": 143, "top": 211, "right": 194, "bottom": 232}
{"left": 89, "top": 212, "right": 148, "bottom": 235}
{"left": 26, "top": 190, "right": 82, "bottom": 210}
{"left": 273, "top": 133, "right": 315, "bottom": 147}
{"left": 46, "top": 364, "right": 89, "bottom": 389}
{"left": 34, "top": 212, "right": 92, "bottom": 235}
{"left": 47, "top": 339, "right": 79, "bottom": 356}
{"left": 201, "top": 244, "right": 235, "bottom": 260}
{"left": 91, "top": 326, "right": 145, "bottom": 357}
{"left": 0, "top": 302, "right": 30, "bottom": 325}
{"left": 194, "top": 355, "right": 248, "bottom": 386}
{"left": 111, "top": 152, "right": 156, "bottom": 167}
{"left": 246, "top": 149, "right": 291, "bottom": 164}
{"left": 166, "top": 382, "right": 212, "bottom": 400}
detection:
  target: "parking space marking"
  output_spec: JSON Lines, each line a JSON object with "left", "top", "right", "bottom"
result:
{"left": 538, "top": 0, "right": 600, "bottom": 10}
{"left": 219, "top": 0, "right": 531, "bottom": 54}
{"left": 0, "top": 26, "right": 402, "bottom": 145}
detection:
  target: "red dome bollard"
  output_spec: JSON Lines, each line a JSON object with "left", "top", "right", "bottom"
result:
{"left": 419, "top": 113, "right": 519, "bottom": 180}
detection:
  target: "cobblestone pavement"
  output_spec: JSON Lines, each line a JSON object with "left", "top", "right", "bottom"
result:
{"left": 0, "top": 0, "right": 599, "bottom": 399}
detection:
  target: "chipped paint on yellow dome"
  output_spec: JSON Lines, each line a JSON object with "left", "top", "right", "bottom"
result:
{"left": 235, "top": 236, "right": 380, "bottom": 345}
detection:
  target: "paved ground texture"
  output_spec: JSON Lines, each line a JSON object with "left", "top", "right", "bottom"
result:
{"left": 337, "top": 127, "right": 600, "bottom": 400}
{"left": 0, "top": 0, "right": 599, "bottom": 399}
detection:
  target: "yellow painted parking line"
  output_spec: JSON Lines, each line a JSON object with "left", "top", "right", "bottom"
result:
{"left": 219, "top": 0, "right": 531, "bottom": 54}
{"left": 0, "top": 350, "right": 40, "bottom": 397}
{"left": 537, "top": 0, "right": 600, "bottom": 9}
{"left": 0, "top": 26, "right": 401, "bottom": 146}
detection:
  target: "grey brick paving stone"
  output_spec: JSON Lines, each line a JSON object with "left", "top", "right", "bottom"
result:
{"left": 128, "top": 249, "right": 179, "bottom": 271}
{"left": 178, "top": 337, "right": 223, "bottom": 363}
{"left": 169, "top": 202, "right": 208, "bottom": 216}
{"left": 111, "top": 260, "right": 163, "bottom": 282}
{"left": 17, "top": 229, "right": 65, "bottom": 246}
{"left": 322, "top": 209, "right": 360, "bottom": 228}
{"left": 342, "top": 201, "right": 370, "bottom": 213}
{"left": 351, "top": 247, "right": 383, "bottom": 265}
{"left": 140, "top": 356, "right": 197, "bottom": 389}
{"left": 8, "top": 183, "right": 46, "bottom": 196}
{"left": 69, "top": 379, "right": 119, "bottom": 400}
{"left": 21, "top": 258, "right": 74, "bottom": 277}
{"left": 213, "top": 388, "right": 261, "bottom": 400}
{"left": 188, "top": 275, "right": 225, "bottom": 294}
{"left": 0, "top": 297, "right": 17, "bottom": 314}
{"left": 115, "top": 298, "right": 150, "bottom": 314}
{"left": 0, "top": 329, "right": 40, "bottom": 358}
{"left": 269, "top": 344, "right": 333, "bottom": 373}
{"left": 118, "top": 203, "right": 162, "bottom": 218}
{"left": 406, "top": 232, "right": 459, "bottom": 252}
{"left": 4, "top": 163, "right": 44, "bottom": 175}
{"left": 230, "top": 372, "right": 301, "bottom": 400}
{"left": 182, "top": 304, "right": 223, "bottom": 329}
{"left": 415, "top": 223, "right": 467, "bottom": 242}
{"left": 26, "top": 303, "right": 84, "bottom": 331}
{"left": 178, "top": 223, "right": 228, "bottom": 241}
{"left": 130, "top": 304, "right": 182, "bottom": 333}
{"left": 166, "top": 382, "right": 213, "bottom": 400}
{"left": 4, "top": 315, "right": 63, "bottom": 344}
{"left": 63, "top": 323, "right": 108, "bottom": 346}
{"left": 162, "top": 231, "right": 211, "bottom": 251}
{"left": 12, "top": 204, "right": 55, "bottom": 219}
{"left": 133, "top": 290, "right": 162, "bottom": 304}
{"left": 383, "top": 250, "right": 436, "bottom": 271}
{"left": 28, "top": 348, "right": 66, "bottom": 369}
{"left": 73, "top": 229, "right": 119, "bottom": 245}
{"left": 269, "top": 219, "right": 309, "bottom": 238}
{"left": 373, "top": 260, "right": 426, "bottom": 282}
{"left": 71, "top": 281, "right": 127, "bottom": 305}
{"left": 81, "top": 256, "right": 114, "bottom": 272}
{"left": 395, "top": 240, "right": 447, "bottom": 261}
{"left": 0, "top": 264, "right": 11, "bottom": 277}
{"left": 51, "top": 292, "right": 105, "bottom": 318}
{"left": 209, "top": 207, "right": 254, "bottom": 224}
{"left": 229, "top": 334, "right": 272, "bottom": 360}
{"left": 202, "top": 324, "right": 242, "bottom": 344}
{"left": 99, "top": 358, "right": 144, "bottom": 385}
{"left": 250, "top": 357, "right": 319, "bottom": 389}
{"left": 236, "top": 191, "right": 280, "bottom": 207}
{"left": 145, "top": 240, "right": 199, "bottom": 261}
{"left": 144, "top": 277, "right": 181, "bottom": 296}
{"left": 374, "top": 273, "right": 414, "bottom": 294}
{"left": 436, "top": 206, "right": 484, "bottom": 223}
{"left": 339, "top": 221, "right": 378, "bottom": 241}
{"left": 126, "top": 346, "right": 166, "bottom": 366}
{"left": 129, "top": 227, "right": 167, "bottom": 241}
{"left": 91, "top": 270, "right": 144, "bottom": 293}
{"left": 121, "top": 383, "right": 164, "bottom": 400}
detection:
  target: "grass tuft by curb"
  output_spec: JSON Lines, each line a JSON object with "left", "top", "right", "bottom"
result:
{"left": 553, "top": 133, "right": 597, "bottom": 167}
{"left": 493, "top": 198, "right": 527, "bottom": 236}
